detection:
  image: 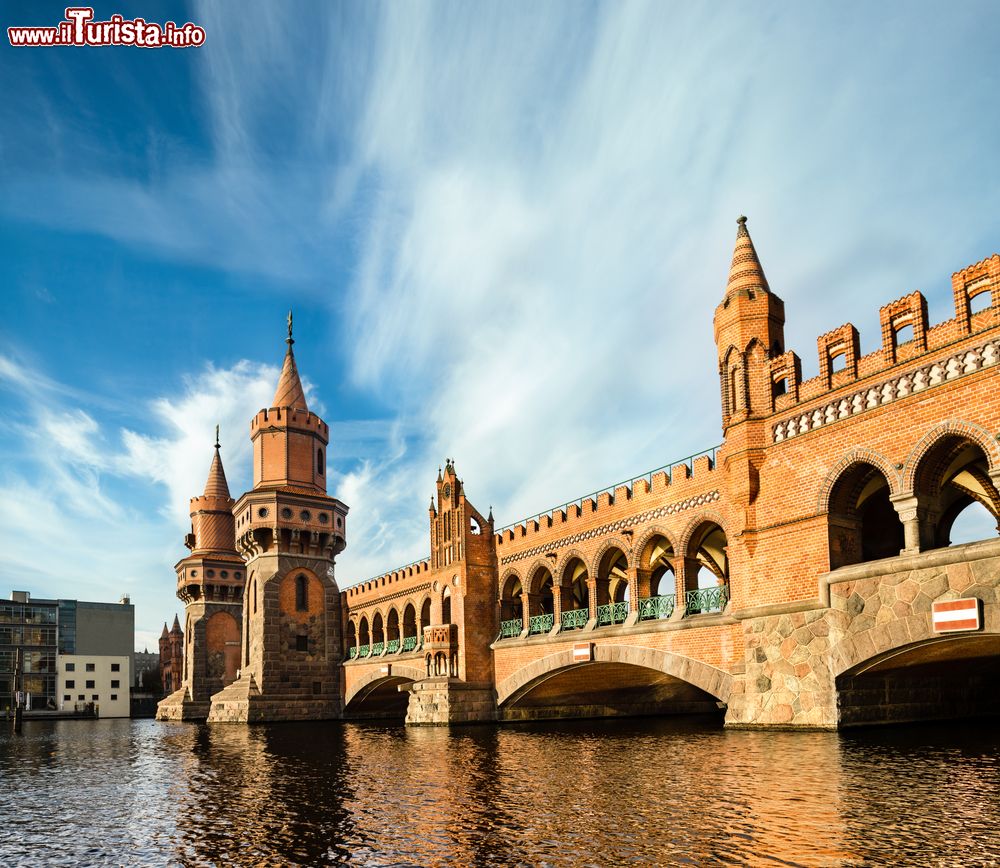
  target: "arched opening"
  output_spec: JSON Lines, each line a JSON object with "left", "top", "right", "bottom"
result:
{"left": 316, "top": 447, "right": 325, "bottom": 476}
{"left": 596, "top": 548, "right": 629, "bottom": 626}
{"left": 386, "top": 608, "right": 400, "bottom": 652}
{"left": 837, "top": 634, "right": 1000, "bottom": 727}
{"left": 295, "top": 574, "right": 308, "bottom": 612}
{"left": 500, "top": 661, "right": 722, "bottom": 723}
{"left": 527, "top": 566, "right": 555, "bottom": 635}
{"left": 346, "top": 620, "right": 357, "bottom": 658}
{"left": 685, "top": 523, "right": 729, "bottom": 615}
{"left": 358, "top": 616, "right": 370, "bottom": 657}
{"left": 371, "top": 612, "right": 385, "bottom": 653}
{"left": 441, "top": 588, "right": 452, "bottom": 625}
{"left": 419, "top": 598, "right": 431, "bottom": 644}
{"left": 499, "top": 574, "right": 524, "bottom": 638}
{"left": 828, "top": 463, "right": 904, "bottom": 569}
{"left": 638, "top": 534, "right": 676, "bottom": 620}
{"left": 559, "top": 557, "right": 590, "bottom": 631}
{"left": 913, "top": 436, "right": 999, "bottom": 549}
{"left": 970, "top": 288, "right": 992, "bottom": 317}
{"left": 401, "top": 603, "right": 418, "bottom": 651}
{"left": 343, "top": 675, "right": 416, "bottom": 720}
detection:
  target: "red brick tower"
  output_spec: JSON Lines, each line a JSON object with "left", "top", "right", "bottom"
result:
{"left": 405, "top": 460, "right": 498, "bottom": 723}
{"left": 207, "top": 313, "right": 348, "bottom": 723}
{"left": 158, "top": 623, "right": 170, "bottom": 695}
{"left": 166, "top": 615, "right": 184, "bottom": 693}
{"left": 711, "top": 216, "right": 787, "bottom": 610}
{"left": 157, "top": 431, "right": 245, "bottom": 720}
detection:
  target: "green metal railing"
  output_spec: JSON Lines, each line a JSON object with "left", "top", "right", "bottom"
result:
{"left": 684, "top": 585, "right": 729, "bottom": 615}
{"left": 638, "top": 594, "right": 675, "bottom": 621}
{"left": 494, "top": 444, "right": 721, "bottom": 537}
{"left": 356, "top": 644, "right": 371, "bottom": 658}
{"left": 597, "top": 601, "right": 629, "bottom": 627}
{"left": 529, "top": 613, "right": 555, "bottom": 635}
{"left": 560, "top": 608, "right": 588, "bottom": 631}
{"left": 386, "top": 639, "right": 400, "bottom": 653}
{"left": 371, "top": 641, "right": 385, "bottom": 655}
{"left": 500, "top": 618, "right": 523, "bottom": 639}
{"left": 347, "top": 646, "right": 359, "bottom": 659}
{"left": 402, "top": 636, "right": 418, "bottom": 652}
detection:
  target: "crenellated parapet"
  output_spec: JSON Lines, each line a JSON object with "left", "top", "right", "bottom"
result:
{"left": 770, "top": 254, "right": 1000, "bottom": 444}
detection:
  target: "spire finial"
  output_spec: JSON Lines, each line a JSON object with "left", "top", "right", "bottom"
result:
{"left": 214, "top": 424, "right": 220, "bottom": 449}
{"left": 286, "top": 310, "right": 294, "bottom": 346}
{"left": 737, "top": 215, "right": 747, "bottom": 225}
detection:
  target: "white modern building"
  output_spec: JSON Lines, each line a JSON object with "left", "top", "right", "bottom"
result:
{"left": 58, "top": 654, "right": 131, "bottom": 718}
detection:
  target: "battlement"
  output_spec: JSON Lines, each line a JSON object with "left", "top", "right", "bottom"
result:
{"left": 768, "top": 252, "right": 999, "bottom": 436}
{"left": 494, "top": 445, "right": 721, "bottom": 552}
{"left": 345, "top": 557, "right": 432, "bottom": 600}
{"left": 188, "top": 494, "right": 234, "bottom": 511}
{"left": 250, "top": 406, "right": 329, "bottom": 437}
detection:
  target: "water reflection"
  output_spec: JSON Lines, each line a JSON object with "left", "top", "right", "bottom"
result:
{"left": 1, "top": 716, "right": 998, "bottom": 866}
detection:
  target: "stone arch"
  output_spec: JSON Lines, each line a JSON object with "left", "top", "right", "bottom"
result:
{"left": 498, "top": 567, "right": 523, "bottom": 600}
{"left": 496, "top": 643, "right": 732, "bottom": 707}
{"left": 524, "top": 559, "right": 555, "bottom": 594}
{"left": 554, "top": 548, "right": 590, "bottom": 585}
{"left": 677, "top": 510, "right": 732, "bottom": 556}
{"left": 589, "top": 536, "right": 632, "bottom": 580}
{"left": 817, "top": 448, "right": 902, "bottom": 514}
{"left": 633, "top": 525, "right": 678, "bottom": 567}
{"left": 903, "top": 419, "right": 1000, "bottom": 491}
{"left": 343, "top": 664, "right": 425, "bottom": 708}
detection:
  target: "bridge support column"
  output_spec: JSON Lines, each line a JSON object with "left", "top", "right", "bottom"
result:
{"left": 522, "top": 593, "right": 539, "bottom": 632}
{"left": 405, "top": 677, "right": 497, "bottom": 725}
{"left": 672, "top": 557, "right": 700, "bottom": 618}
{"left": 624, "top": 567, "right": 647, "bottom": 626}
{"left": 585, "top": 578, "right": 599, "bottom": 629}
{"left": 890, "top": 492, "right": 924, "bottom": 554}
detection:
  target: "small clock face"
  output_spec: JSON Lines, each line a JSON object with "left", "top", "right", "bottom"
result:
{"left": 443, "top": 483, "right": 451, "bottom": 498}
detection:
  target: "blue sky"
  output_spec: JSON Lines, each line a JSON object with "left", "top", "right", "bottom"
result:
{"left": 1, "top": 1, "right": 998, "bottom": 650}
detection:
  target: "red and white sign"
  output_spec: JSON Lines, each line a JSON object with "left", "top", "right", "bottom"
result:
{"left": 932, "top": 598, "right": 981, "bottom": 633}
{"left": 573, "top": 642, "right": 592, "bottom": 662}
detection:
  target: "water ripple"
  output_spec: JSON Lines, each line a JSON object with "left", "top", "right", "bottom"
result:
{"left": 1, "top": 716, "right": 998, "bottom": 866}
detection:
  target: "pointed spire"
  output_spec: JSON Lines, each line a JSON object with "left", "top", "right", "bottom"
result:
{"left": 161, "top": 623, "right": 169, "bottom": 638}
{"left": 171, "top": 614, "right": 182, "bottom": 634}
{"left": 437, "top": 467, "right": 443, "bottom": 483}
{"left": 725, "top": 215, "right": 770, "bottom": 299}
{"left": 203, "top": 428, "right": 231, "bottom": 499}
{"left": 487, "top": 505, "right": 494, "bottom": 524}
{"left": 272, "top": 310, "right": 309, "bottom": 410}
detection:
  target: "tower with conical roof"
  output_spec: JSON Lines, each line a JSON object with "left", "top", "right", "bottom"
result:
{"left": 157, "top": 429, "right": 245, "bottom": 720}
{"left": 710, "top": 217, "right": 786, "bottom": 591}
{"left": 207, "top": 313, "right": 348, "bottom": 723}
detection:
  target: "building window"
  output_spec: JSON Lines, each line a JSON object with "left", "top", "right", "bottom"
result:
{"left": 85, "top": 680, "right": 95, "bottom": 689}
{"left": 66, "top": 663, "right": 75, "bottom": 672}
{"left": 111, "top": 663, "right": 120, "bottom": 672}
{"left": 111, "top": 680, "right": 120, "bottom": 689}
{"left": 296, "top": 634, "right": 309, "bottom": 652}
{"left": 110, "top": 694, "right": 118, "bottom": 701}
{"left": 77, "top": 695, "right": 84, "bottom": 701}
{"left": 85, "top": 663, "right": 95, "bottom": 672}
{"left": 91, "top": 695, "right": 99, "bottom": 701}
{"left": 295, "top": 574, "right": 308, "bottom": 611}
{"left": 63, "top": 695, "right": 70, "bottom": 701}
{"left": 66, "top": 680, "right": 75, "bottom": 688}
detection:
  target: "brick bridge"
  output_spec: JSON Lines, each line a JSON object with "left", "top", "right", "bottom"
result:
{"left": 159, "top": 222, "right": 1000, "bottom": 729}
{"left": 340, "top": 228, "right": 1000, "bottom": 729}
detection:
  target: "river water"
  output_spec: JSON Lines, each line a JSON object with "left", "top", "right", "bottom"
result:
{"left": 1, "top": 715, "right": 998, "bottom": 866}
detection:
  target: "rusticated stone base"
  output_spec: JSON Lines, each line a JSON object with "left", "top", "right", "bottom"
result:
{"left": 405, "top": 678, "right": 496, "bottom": 725}
{"left": 206, "top": 672, "right": 342, "bottom": 723}
{"left": 155, "top": 687, "right": 210, "bottom": 721}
